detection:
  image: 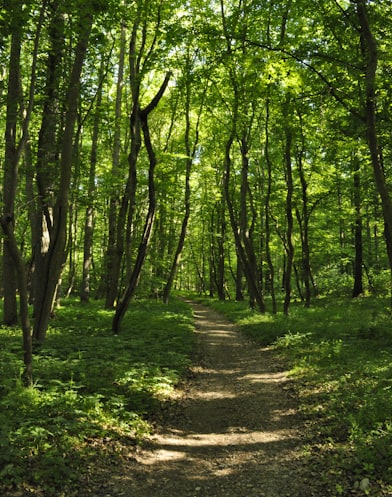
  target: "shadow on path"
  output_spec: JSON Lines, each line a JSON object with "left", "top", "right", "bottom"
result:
{"left": 82, "top": 302, "right": 319, "bottom": 497}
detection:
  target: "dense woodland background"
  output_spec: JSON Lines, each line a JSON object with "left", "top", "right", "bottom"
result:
{"left": 2, "top": 1, "right": 392, "bottom": 495}
{"left": 2, "top": 0, "right": 392, "bottom": 335}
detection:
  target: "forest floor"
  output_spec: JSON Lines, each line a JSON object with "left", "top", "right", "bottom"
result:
{"left": 77, "top": 301, "right": 328, "bottom": 497}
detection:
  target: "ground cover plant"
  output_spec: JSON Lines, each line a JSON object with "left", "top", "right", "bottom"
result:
{"left": 201, "top": 295, "right": 392, "bottom": 496}
{"left": 0, "top": 298, "right": 194, "bottom": 496}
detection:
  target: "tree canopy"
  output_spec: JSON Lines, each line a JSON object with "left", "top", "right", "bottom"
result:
{"left": 1, "top": 0, "right": 392, "bottom": 358}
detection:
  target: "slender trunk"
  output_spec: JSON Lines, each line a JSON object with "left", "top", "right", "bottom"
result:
{"left": 216, "top": 204, "right": 226, "bottom": 301}
{"left": 0, "top": 217, "right": 32, "bottom": 386}
{"left": 296, "top": 119, "right": 311, "bottom": 307}
{"left": 241, "top": 135, "right": 264, "bottom": 311}
{"left": 0, "top": 0, "right": 46, "bottom": 380}
{"left": 105, "top": 26, "right": 126, "bottom": 308}
{"left": 352, "top": 154, "right": 364, "bottom": 297}
{"left": 163, "top": 73, "right": 201, "bottom": 304}
{"left": 81, "top": 58, "right": 104, "bottom": 302}
{"left": 264, "top": 94, "right": 277, "bottom": 313}
{"left": 235, "top": 258, "right": 244, "bottom": 301}
{"left": 283, "top": 124, "right": 294, "bottom": 315}
{"left": 2, "top": 25, "right": 21, "bottom": 325}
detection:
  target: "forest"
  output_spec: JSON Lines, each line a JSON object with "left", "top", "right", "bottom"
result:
{"left": 1, "top": 0, "right": 392, "bottom": 495}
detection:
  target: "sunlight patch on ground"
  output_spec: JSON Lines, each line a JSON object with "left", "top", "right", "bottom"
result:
{"left": 239, "top": 372, "right": 289, "bottom": 384}
{"left": 141, "top": 427, "right": 293, "bottom": 461}
{"left": 192, "top": 389, "right": 238, "bottom": 399}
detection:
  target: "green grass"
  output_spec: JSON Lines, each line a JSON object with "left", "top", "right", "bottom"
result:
{"left": 0, "top": 297, "right": 195, "bottom": 496}
{"left": 198, "top": 295, "right": 392, "bottom": 496}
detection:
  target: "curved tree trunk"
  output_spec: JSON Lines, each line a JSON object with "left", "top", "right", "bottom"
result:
{"left": 105, "top": 4, "right": 164, "bottom": 309}
{"left": 112, "top": 73, "right": 171, "bottom": 334}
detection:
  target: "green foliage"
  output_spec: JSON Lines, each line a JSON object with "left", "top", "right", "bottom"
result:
{"left": 0, "top": 298, "right": 194, "bottom": 496}
{"left": 200, "top": 295, "right": 392, "bottom": 494}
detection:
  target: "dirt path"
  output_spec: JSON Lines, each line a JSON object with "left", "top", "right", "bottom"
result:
{"left": 83, "top": 302, "right": 322, "bottom": 497}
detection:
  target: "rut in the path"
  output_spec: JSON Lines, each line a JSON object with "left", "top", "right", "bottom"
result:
{"left": 83, "top": 302, "right": 321, "bottom": 497}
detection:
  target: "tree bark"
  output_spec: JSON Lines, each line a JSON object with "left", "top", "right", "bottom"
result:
{"left": 354, "top": 0, "right": 392, "bottom": 272}
{"left": 295, "top": 115, "right": 312, "bottom": 307}
{"left": 2, "top": 1, "right": 45, "bottom": 330}
{"left": 112, "top": 73, "right": 171, "bottom": 334}
{"left": 1, "top": 216, "right": 33, "bottom": 386}
{"left": 352, "top": 153, "right": 364, "bottom": 297}
{"left": 223, "top": 132, "right": 265, "bottom": 313}
{"left": 264, "top": 94, "right": 277, "bottom": 313}
{"left": 163, "top": 70, "right": 201, "bottom": 304}
{"left": 283, "top": 123, "right": 294, "bottom": 315}
{"left": 81, "top": 58, "right": 104, "bottom": 302}
{"left": 2, "top": 23, "right": 21, "bottom": 325}
{"left": 105, "top": 25, "right": 127, "bottom": 308}
{"left": 240, "top": 134, "right": 265, "bottom": 311}
{"left": 32, "top": 0, "right": 64, "bottom": 312}
{"left": 33, "top": 11, "right": 93, "bottom": 341}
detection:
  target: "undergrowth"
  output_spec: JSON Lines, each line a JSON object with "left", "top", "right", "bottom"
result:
{"left": 199, "top": 295, "right": 392, "bottom": 496}
{"left": 0, "top": 297, "right": 194, "bottom": 496}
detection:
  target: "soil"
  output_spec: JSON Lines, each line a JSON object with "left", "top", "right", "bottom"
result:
{"left": 79, "top": 301, "right": 326, "bottom": 497}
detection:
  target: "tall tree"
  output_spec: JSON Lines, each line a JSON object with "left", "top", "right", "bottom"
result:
{"left": 163, "top": 56, "right": 203, "bottom": 304}
{"left": 282, "top": 111, "right": 294, "bottom": 315}
{"left": 105, "top": 24, "right": 127, "bottom": 308}
{"left": 353, "top": 0, "right": 392, "bottom": 278}
{"left": 1, "top": 0, "right": 46, "bottom": 382}
{"left": 112, "top": 72, "right": 171, "bottom": 333}
{"left": 33, "top": 6, "right": 94, "bottom": 341}
{"left": 80, "top": 56, "right": 105, "bottom": 302}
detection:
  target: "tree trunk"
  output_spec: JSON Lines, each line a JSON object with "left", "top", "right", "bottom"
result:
{"left": 33, "top": 12, "right": 93, "bottom": 341}
{"left": 32, "top": 0, "right": 64, "bottom": 312}
{"left": 242, "top": 135, "right": 264, "bottom": 310}
{"left": 216, "top": 204, "right": 226, "bottom": 301}
{"left": 1, "top": 217, "right": 33, "bottom": 386}
{"left": 3, "top": 1, "right": 45, "bottom": 326}
{"left": 283, "top": 124, "right": 294, "bottom": 315}
{"left": 163, "top": 71, "right": 201, "bottom": 304}
{"left": 296, "top": 117, "right": 312, "bottom": 307}
{"left": 112, "top": 74, "right": 171, "bottom": 333}
{"left": 223, "top": 132, "right": 265, "bottom": 313}
{"left": 352, "top": 154, "right": 364, "bottom": 297}
{"left": 105, "top": 25, "right": 126, "bottom": 308}
{"left": 235, "top": 252, "right": 244, "bottom": 301}
{"left": 264, "top": 94, "right": 277, "bottom": 313}
{"left": 81, "top": 58, "right": 104, "bottom": 302}
{"left": 355, "top": 0, "right": 392, "bottom": 273}
{"left": 112, "top": 117, "right": 157, "bottom": 334}
{"left": 2, "top": 18, "right": 22, "bottom": 325}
